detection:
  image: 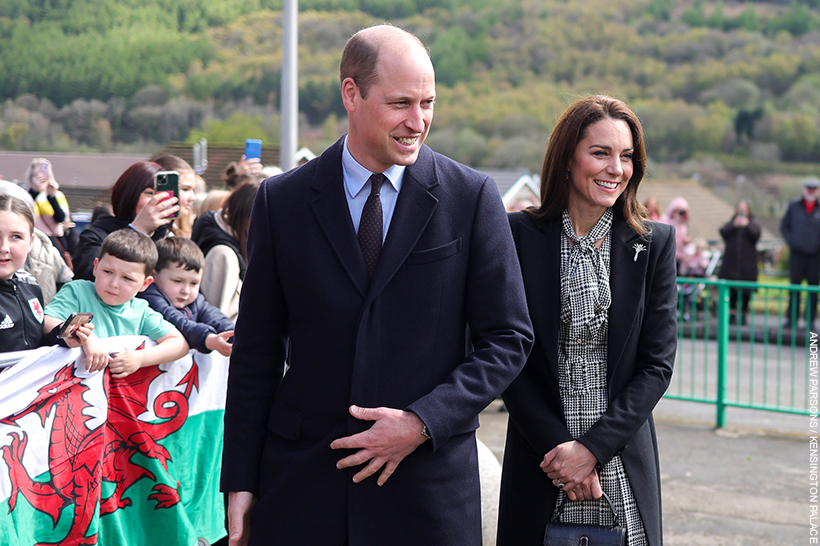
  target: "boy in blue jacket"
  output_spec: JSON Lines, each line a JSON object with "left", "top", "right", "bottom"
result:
{"left": 139, "top": 237, "right": 234, "bottom": 356}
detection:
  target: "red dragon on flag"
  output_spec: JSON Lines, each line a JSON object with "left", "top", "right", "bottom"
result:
{"left": 0, "top": 340, "right": 216, "bottom": 546}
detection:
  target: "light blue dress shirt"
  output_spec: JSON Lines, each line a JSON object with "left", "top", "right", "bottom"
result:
{"left": 342, "top": 136, "right": 405, "bottom": 243}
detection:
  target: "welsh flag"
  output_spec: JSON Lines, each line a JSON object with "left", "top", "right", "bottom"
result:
{"left": 0, "top": 336, "right": 228, "bottom": 546}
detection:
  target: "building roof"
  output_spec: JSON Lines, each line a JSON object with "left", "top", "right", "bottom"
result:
{"left": 0, "top": 151, "right": 149, "bottom": 189}
{"left": 477, "top": 168, "right": 532, "bottom": 197}
{"left": 638, "top": 179, "right": 777, "bottom": 241}
{"left": 158, "top": 143, "right": 282, "bottom": 189}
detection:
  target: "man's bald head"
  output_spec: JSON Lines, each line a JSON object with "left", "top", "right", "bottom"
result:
{"left": 339, "top": 24, "right": 430, "bottom": 100}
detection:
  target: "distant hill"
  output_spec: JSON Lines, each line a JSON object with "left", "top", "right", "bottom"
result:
{"left": 3, "top": 0, "right": 820, "bottom": 176}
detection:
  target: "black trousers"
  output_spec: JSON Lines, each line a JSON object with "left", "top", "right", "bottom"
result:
{"left": 786, "top": 250, "right": 820, "bottom": 324}
{"left": 729, "top": 286, "right": 752, "bottom": 316}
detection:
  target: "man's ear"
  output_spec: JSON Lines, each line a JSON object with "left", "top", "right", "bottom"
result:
{"left": 341, "top": 77, "right": 359, "bottom": 113}
{"left": 139, "top": 275, "right": 154, "bottom": 293}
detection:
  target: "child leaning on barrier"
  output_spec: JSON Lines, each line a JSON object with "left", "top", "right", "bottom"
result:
{"left": 138, "top": 237, "right": 234, "bottom": 357}
{"left": 44, "top": 229, "right": 189, "bottom": 378}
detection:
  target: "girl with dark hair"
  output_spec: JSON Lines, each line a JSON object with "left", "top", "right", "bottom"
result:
{"left": 498, "top": 96, "right": 677, "bottom": 546}
{"left": 192, "top": 180, "right": 260, "bottom": 321}
{"left": 71, "top": 161, "right": 179, "bottom": 281}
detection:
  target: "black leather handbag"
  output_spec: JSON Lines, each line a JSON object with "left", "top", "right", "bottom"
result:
{"left": 543, "top": 491, "right": 627, "bottom": 546}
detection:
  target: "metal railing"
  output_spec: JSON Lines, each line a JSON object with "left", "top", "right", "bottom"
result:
{"left": 666, "top": 277, "right": 820, "bottom": 427}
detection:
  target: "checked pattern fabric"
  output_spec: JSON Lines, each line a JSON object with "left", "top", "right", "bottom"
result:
{"left": 560, "top": 207, "right": 613, "bottom": 335}
{"left": 554, "top": 206, "right": 647, "bottom": 546}
{"left": 358, "top": 173, "right": 386, "bottom": 278}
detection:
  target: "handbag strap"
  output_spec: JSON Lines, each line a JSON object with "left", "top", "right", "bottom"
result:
{"left": 553, "top": 490, "right": 623, "bottom": 528}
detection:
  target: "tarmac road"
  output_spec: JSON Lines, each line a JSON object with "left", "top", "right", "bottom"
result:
{"left": 476, "top": 397, "right": 806, "bottom": 546}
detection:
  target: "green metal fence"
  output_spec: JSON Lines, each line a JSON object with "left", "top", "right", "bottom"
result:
{"left": 666, "top": 277, "right": 820, "bottom": 427}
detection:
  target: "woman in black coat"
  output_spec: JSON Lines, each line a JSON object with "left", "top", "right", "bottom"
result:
{"left": 718, "top": 200, "right": 761, "bottom": 324}
{"left": 497, "top": 96, "right": 677, "bottom": 546}
{"left": 72, "top": 161, "right": 178, "bottom": 280}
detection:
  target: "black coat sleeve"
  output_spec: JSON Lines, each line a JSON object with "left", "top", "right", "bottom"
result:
{"left": 72, "top": 228, "right": 104, "bottom": 281}
{"left": 578, "top": 224, "right": 677, "bottom": 466}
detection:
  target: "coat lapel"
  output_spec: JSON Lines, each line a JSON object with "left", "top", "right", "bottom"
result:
{"left": 606, "top": 217, "right": 647, "bottom": 383}
{"left": 365, "top": 146, "right": 439, "bottom": 301}
{"left": 518, "top": 216, "right": 562, "bottom": 380}
{"left": 310, "top": 139, "right": 369, "bottom": 296}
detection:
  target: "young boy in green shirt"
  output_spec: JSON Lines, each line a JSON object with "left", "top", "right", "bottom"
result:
{"left": 44, "top": 229, "right": 189, "bottom": 378}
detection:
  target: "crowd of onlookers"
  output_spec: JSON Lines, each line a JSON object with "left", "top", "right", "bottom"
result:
{"left": 0, "top": 153, "right": 266, "bottom": 373}
{"left": 1, "top": 151, "right": 818, "bottom": 366}
{"left": 648, "top": 177, "right": 820, "bottom": 329}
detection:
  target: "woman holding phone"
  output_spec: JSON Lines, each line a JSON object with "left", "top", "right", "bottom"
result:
{"left": 25, "top": 158, "right": 75, "bottom": 261}
{"left": 154, "top": 154, "right": 198, "bottom": 238}
{"left": 71, "top": 161, "right": 178, "bottom": 281}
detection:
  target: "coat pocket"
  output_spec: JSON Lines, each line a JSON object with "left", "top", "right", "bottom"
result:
{"left": 267, "top": 403, "right": 303, "bottom": 441}
{"left": 405, "top": 237, "right": 463, "bottom": 265}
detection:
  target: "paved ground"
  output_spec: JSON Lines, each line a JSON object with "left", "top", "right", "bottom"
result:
{"left": 477, "top": 397, "right": 806, "bottom": 546}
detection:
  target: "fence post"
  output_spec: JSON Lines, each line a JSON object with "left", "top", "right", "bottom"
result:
{"left": 716, "top": 280, "right": 729, "bottom": 428}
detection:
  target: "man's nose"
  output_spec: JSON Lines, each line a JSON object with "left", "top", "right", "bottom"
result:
{"left": 405, "top": 105, "right": 425, "bottom": 133}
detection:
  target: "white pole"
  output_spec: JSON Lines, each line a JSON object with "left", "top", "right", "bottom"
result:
{"left": 280, "top": 0, "right": 298, "bottom": 172}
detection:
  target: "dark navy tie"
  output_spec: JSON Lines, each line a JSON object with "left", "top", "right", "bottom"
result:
{"left": 358, "top": 173, "right": 386, "bottom": 278}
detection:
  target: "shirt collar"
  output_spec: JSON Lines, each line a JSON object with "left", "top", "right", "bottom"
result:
{"left": 342, "top": 135, "right": 405, "bottom": 199}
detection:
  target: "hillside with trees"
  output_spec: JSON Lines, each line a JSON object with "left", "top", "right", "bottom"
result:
{"left": 3, "top": 0, "right": 820, "bottom": 180}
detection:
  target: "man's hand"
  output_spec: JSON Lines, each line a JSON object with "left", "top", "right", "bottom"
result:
{"left": 330, "top": 405, "right": 428, "bottom": 486}
{"left": 541, "top": 440, "right": 599, "bottom": 492}
{"left": 227, "top": 491, "right": 256, "bottom": 546}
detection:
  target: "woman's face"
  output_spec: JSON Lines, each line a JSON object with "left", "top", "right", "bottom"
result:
{"left": 177, "top": 173, "right": 197, "bottom": 217}
{"left": 134, "top": 187, "right": 157, "bottom": 216}
{"left": 567, "top": 118, "right": 633, "bottom": 217}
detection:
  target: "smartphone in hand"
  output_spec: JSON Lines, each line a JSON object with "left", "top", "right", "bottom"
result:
{"left": 57, "top": 312, "right": 94, "bottom": 339}
{"left": 154, "top": 170, "right": 180, "bottom": 219}
{"left": 244, "top": 139, "right": 262, "bottom": 161}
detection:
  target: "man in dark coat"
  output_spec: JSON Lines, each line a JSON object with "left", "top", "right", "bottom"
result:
{"left": 220, "top": 25, "right": 533, "bottom": 546}
{"left": 781, "top": 177, "right": 820, "bottom": 328}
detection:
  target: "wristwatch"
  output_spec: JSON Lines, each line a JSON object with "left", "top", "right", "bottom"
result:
{"left": 421, "top": 424, "right": 431, "bottom": 439}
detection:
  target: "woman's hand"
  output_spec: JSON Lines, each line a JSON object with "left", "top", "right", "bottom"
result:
{"left": 238, "top": 155, "right": 263, "bottom": 177}
{"left": 46, "top": 178, "right": 59, "bottom": 197}
{"left": 564, "top": 468, "right": 603, "bottom": 501}
{"left": 541, "top": 440, "right": 599, "bottom": 491}
{"left": 131, "top": 193, "right": 178, "bottom": 235}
